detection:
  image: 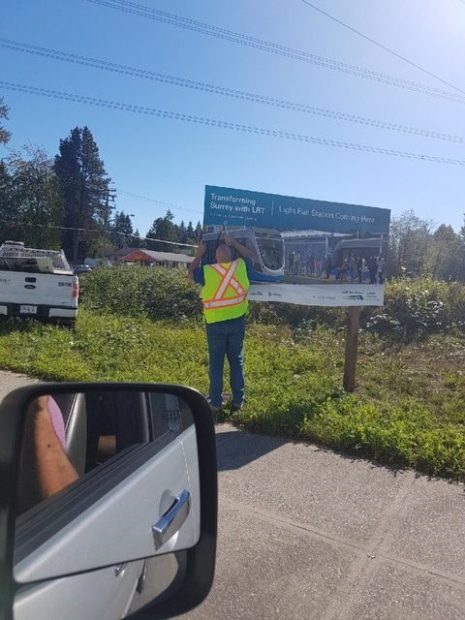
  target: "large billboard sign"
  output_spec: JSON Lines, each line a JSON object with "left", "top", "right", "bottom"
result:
{"left": 203, "top": 186, "right": 391, "bottom": 307}
{"left": 204, "top": 186, "right": 390, "bottom": 236}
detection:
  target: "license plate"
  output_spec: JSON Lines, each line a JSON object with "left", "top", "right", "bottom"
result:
{"left": 20, "top": 305, "right": 38, "bottom": 315}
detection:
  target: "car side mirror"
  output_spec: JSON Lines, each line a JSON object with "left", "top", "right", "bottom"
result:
{"left": 0, "top": 383, "right": 217, "bottom": 620}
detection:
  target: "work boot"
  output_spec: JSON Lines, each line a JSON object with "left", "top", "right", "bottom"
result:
{"left": 208, "top": 402, "right": 222, "bottom": 422}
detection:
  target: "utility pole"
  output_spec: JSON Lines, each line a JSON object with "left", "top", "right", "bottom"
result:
{"left": 343, "top": 306, "right": 362, "bottom": 392}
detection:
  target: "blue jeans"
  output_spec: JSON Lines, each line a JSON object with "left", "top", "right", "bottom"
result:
{"left": 206, "top": 315, "right": 246, "bottom": 407}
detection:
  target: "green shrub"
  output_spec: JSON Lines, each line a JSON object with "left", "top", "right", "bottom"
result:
{"left": 79, "top": 266, "right": 202, "bottom": 320}
{"left": 249, "top": 302, "right": 345, "bottom": 329}
{"left": 366, "top": 277, "right": 465, "bottom": 341}
{"left": 80, "top": 269, "right": 464, "bottom": 344}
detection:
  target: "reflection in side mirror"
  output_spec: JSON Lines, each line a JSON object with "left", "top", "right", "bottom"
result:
{"left": 14, "top": 388, "right": 197, "bottom": 588}
{"left": 0, "top": 382, "right": 217, "bottom": 620}
{"left": 16, "top": 390, "right": 194, "bottom": 516}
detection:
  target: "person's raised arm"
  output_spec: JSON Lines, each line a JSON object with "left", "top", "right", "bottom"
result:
{"left": 187, "top": 242, "right": 207, "bottom": 280}
{"left": 224, "top": 235, "right": 255, "bottom": 260}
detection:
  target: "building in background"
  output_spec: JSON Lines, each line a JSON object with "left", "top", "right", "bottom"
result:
{"left": 119, "top": 248, "right": 193, "bottom": 269}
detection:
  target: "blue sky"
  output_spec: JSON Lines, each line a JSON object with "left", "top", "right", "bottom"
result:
{"left": 1, "top": 0, "right": 464, "bottom": 235}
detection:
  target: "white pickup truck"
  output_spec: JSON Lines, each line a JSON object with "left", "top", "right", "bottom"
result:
{"left": 0, "top": 241, "right": 79, "bottom": 324}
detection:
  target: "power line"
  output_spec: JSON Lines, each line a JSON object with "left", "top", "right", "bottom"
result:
{"left": 118, "top": 190, "right": 201, "bottom": 217}
{"left": 84, "top": 0, "right": 465, "bottom": 104}
{"left": 300, "top": 0, "right": 465, "bottom": 97}
{"left": 2, "top": 80, "right": 465, "bottom": 167}
{"left": 126, "top": 233, "right": 196, "bottom": 249}
{"left": 4, "top": 220, "right": 197, "bottom": 248}
{"left": 2, "top": 38, "right": 463, "bottom": 144}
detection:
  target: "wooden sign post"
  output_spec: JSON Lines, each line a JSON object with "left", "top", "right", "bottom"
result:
{"left": 343, "top": 306, "right": 362, "bottom": 393}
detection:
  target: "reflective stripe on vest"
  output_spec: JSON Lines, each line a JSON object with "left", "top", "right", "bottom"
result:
{"left": 203, "top": 296, "right": 245, "bottom": 309}
{"left": 201, "top": 259, "right": 249, "bottom": 322}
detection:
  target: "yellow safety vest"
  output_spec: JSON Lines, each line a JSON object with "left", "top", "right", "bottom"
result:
{"left": 201, "top": 258, "right": 250, "bottom": 324}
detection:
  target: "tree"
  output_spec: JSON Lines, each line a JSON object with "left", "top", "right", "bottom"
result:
{"left": 54, "top": 126, "right": 112, "bottom": 262}
{"left": 179, "top": 220, "right": 187, "bottom": 243}
{"left": 0, "top": 97, "right": 11, "bottom": 146}
{"left": 110, "top": 210, "right": 134, "bottom": 248}
{"left": 194, "top": 221, "right": 203, "bottom": 243}
{"left": 131, "top": 228, "right": 145, "bottom": 249}
{"left": 186, "top": 221, "right": 195, "bottom": 240}
{"left": 0, "top": 99, "right": 12, "bottom": 238}
{"left": 425, "top": 224, "right": 462, "bottom": 281}
{"left": 146, "top": 210, "right": 181, "bottom": 252}
{"left": 389, "top": 210, "right": 433, "bottom": 277}
{"left": 457, "top": 215, "right": 465, "bottom": 281}
{"left": 0, "top": 160, "right": 18, "bottom": 243}
{"left": 5, "top": 147, "right": 62, "bottom": 248}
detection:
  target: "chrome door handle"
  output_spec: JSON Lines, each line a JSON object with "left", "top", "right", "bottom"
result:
{"left": 114, "top": 563, "right": 128, "bottom": 578}
{"left": 152, "top": 489, "right": 191, "bottom": 550}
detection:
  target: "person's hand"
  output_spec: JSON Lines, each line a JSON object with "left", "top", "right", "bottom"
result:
{"left": 195, "top": 242, "right": 207, "bottom": 258}
{"left": 224, "top": 235, "right": 254, "bottom": 259}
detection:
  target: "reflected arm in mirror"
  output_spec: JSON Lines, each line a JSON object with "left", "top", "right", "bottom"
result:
{"left": 16, "top": 396, "right": 79, "bottom": 515}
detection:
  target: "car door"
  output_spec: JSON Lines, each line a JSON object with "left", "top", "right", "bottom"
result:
{"left": 14, "top": 561, "right": 145, "bottom": 620}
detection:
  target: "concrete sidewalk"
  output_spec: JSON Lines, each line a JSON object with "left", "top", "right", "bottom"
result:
{"left": 183, "top": 426, "right": 465, "bottom": 620}
{"left": 1, "top": 373, "right": 465, "bottom": 619}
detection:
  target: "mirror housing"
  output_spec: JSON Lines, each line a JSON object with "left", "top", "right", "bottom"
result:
{"left": 0, "top": 382, "right": 217, "bottom": 620}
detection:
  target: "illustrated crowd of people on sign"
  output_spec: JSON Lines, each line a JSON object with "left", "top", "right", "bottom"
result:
{"left": 287, "top": 251, "right": 385, "bottom": 284}
{"left": 288, "top": 251, "right": 327, "bottom": 277}
{"left": 337, "top": 254, "right": 385, "bottom": 284}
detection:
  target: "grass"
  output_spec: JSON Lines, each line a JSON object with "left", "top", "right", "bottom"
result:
{"left": 0, "top": 310, "right": 464, "bottom": 480}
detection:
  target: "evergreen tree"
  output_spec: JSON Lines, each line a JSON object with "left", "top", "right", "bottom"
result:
{"left": 179, "top": 220, "right": 187, "bottom": 243}
{"left": 194, "top": 221, "right": 203, "bottom": 243}
{"left": 146, "top": 210, "right": 181, "bottom": 252}
{"left": 111, "top": 210, "right": 134, "bottom": 248}
{"left": 54, "top": 126, "right": 112, "bottom": 262}
{"left": 0, "top": 97, "right": 11, "bottom": 146}
{"left": 131, "top": 228, "right": 144, "bottom": 249}
{"left": 186, "top": 220, "right": 195, "bottom": 240}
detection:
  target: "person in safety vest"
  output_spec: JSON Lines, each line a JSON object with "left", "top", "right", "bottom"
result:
{"left": 188, "top": 236, "right": 254, "bottom": 415}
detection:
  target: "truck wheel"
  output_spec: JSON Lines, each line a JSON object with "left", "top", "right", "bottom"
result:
{"left": 53, "top": 318, "right": 76, "bottom": 329}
